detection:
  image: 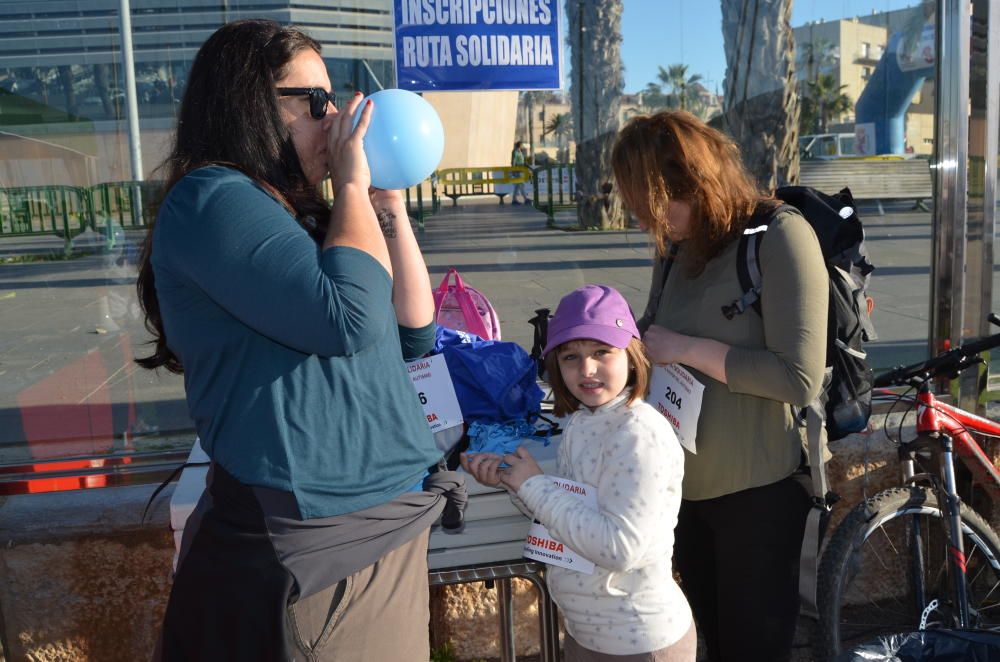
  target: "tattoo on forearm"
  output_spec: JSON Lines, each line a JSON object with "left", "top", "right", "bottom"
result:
{"left": 376, "top": 208, "right": 397, "bottom": 239}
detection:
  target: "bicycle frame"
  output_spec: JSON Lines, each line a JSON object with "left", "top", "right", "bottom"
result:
{"left": 912, "top": 389, "right": 1000, "bottom": 498}
{"left": 880, "top": 384, "right": 1000, "bottom": 628}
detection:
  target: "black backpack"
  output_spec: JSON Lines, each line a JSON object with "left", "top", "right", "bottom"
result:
{"left": 725, "top": 186, "right": 877, "bottom": 441}
{"left": 724, "top": 186, "right": 877, "bottom": 617}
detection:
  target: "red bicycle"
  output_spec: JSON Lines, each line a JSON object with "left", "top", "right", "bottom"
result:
{"left": 815, "top": 314, "right": 1000, "bottom": 659}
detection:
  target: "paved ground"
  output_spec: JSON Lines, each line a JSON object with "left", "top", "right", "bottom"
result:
{"left": 0, "top": 197, "right": 991, "bottom": 466}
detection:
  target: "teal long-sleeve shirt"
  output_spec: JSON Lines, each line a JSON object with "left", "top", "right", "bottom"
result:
{"left": 151, "top": 166, "right": 441, "bottom": 519}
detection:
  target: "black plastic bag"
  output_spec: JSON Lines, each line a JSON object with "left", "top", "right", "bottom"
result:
{"left": 837, "top": 629, "right": 1000, "bottom": 662}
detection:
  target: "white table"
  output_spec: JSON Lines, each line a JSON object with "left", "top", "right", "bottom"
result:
{"left": 168, "top": 436, "right": 562, "bottom": 662}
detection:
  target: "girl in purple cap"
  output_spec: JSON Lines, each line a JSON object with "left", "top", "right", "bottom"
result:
{"left": 462, "top": 284, "right": 695, "bottom": 662}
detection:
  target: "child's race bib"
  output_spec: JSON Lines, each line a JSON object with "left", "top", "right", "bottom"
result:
{"left": 522, "top": 477, "right": 596, "bottom": 574}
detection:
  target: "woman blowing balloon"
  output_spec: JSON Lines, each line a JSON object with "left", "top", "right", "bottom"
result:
{"left": 137, "top": 20, "right": 463, "bottom": 661}
{"left": 612, "top": 111, "right": 828, "bottom": 662}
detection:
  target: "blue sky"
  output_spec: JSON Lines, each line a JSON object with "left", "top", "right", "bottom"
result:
{"left": 616, "top": 0, "right": 921, "bottom": 93}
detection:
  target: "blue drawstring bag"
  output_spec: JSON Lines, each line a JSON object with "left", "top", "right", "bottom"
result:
{"left": 437, "top": 330, "right": 543, "bottom": 423}
{"left": 433, "top": 325, "right": 484, "bottom": 352}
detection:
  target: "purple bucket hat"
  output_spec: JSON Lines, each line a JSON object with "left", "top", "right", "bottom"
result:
{"left": 542, "top": 285, "right": 640, "bottom": 356}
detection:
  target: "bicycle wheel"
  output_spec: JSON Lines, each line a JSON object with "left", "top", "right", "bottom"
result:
{"left": 815, "top": 486, "right": 1000, "bottom": 661}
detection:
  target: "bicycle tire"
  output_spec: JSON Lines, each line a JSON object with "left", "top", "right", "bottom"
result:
{"left": 814, "top": 486, "right": 1000, "bottom": 661}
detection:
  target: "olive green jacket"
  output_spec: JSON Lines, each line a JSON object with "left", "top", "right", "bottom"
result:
{"left": 641, "top": 210, "right": 829, "bottom": 500}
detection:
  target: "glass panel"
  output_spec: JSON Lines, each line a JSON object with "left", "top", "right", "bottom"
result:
{"left": 0, "top": 1, "right": 402, "bottom": 491}
{"left": 0, "top": 0, "right": 963, "bottom": 490}
{"left": 621, "top": 0, "right": 936, "bottom": 372}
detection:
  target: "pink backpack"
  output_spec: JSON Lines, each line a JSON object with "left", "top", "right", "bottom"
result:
{"left": 433, "top": 268, "right": 501, "bottom": 340}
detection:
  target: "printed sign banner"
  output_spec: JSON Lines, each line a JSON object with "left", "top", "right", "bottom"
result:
{"left": 522, "top": 477, "right": 596, "bottom": 574}
{"left": 393, "top": 0, "right": 562, "bottom": 91}
{"left": 854, "top": 123, "right": 876, "bottom": 156}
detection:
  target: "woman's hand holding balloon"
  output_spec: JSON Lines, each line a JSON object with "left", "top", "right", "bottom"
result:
{"left": 351, "top": 89, "right": 445, "bottom": 190}
{"left": 328, "top": 92, "right": 373, "bottom": 194}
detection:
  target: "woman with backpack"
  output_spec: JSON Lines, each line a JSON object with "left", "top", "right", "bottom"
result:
{"left": 137, "top": 20, "right": 462, "bottom": 661}
{"left": 610, "top": 111, "right": 829, "bottom": 662}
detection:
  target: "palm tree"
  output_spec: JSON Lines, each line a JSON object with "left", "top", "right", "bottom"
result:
{"left": 797, "top": 38, "right": 838, "bottom": 87}
{"left": 543, "top": 113, "right": 574, "bottom": 162}
{"left": 639, "top": 81, "right": 669, "bottom": 112}
{"left": 521, "top": 91, "right": 548, "bottom": 162}
{"left": 720, "top": 0, "right": 800, "bottom": 189}
{"left": 568, "top": 0, "right": 625, "bottom": 229}
{"left": 658, "top": 64, "right": 703, "bottom": 112}
{"left": 808, "top": 73, "right": 852, "bottom": 133}
{"left": 57, "top": 65, "right": 78, "bottom": 117}
{"left": 796, "top": 37, "right": 839, "bottom": 135}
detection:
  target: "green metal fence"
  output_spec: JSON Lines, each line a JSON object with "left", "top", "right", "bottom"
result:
{"left": 90, "top": 181, "right": 163, "bottom": 249}
{"left": 405, "top": 179, "right": 441, "bottom": 231}
{"left": 0, "top": 185, "right": 94, "bottom": 254}
{"left": 0, "top": 175, "right": 447, "bottom": 250}
{"left": 0, "top": 181, "right": 163, "bottom": 253}
{"left": 532, "top": 163, "right": 576, "bottom": 226}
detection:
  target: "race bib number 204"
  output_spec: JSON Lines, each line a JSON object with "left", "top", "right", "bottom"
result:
{"left": 649, "top": 364, "right": 704, "bottom": 454}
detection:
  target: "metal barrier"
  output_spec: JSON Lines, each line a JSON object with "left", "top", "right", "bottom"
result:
{"left": 91, "top": 181, "right": 163, "bottom": 249}
{"left": 532, "top": 163, "right": 576, "bottom": 226}
{"left": 405, "top": 178, "right": 441, "bottom": 231}
{"left": 436, "top": 166, "right": 531, "bottom": 206}
{"left": 0, "top": 185, "right": 93, "bottom": 254}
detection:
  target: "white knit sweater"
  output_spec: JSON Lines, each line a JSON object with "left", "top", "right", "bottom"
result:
{"left": 514, "top": 392, "right": 692, "bottom": 655}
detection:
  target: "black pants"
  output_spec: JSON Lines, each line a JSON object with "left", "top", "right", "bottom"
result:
{"left": 674, "top": 475, "right": 811, "bottom": 662}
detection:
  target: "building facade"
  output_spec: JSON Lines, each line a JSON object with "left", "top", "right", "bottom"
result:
{"left": 793, "top": 3, "right": 935, "bottom": 156}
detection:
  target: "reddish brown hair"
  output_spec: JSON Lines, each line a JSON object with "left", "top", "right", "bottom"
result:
{"left": 611, "top": 110, "right": 774, "bottom": 274}
{"left": 544, "top": 338, "right": 651, "bottom": 417}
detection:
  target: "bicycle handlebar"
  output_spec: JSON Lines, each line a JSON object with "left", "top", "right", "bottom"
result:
{"left": 873, "top": 313, "right": 1000, "bottom": 388}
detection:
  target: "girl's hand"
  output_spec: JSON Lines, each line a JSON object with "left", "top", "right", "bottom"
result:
{"left": 327, "top": 92, "right": 373, "bottom": 193}
{"left": 459, "top": 452, "right": 505, "bottom": 488}
{"left": 499, "top": 446, "right": 543, "bottom": 491}
{"left": 642, "top": 324, "right": 690, "bottom": 365}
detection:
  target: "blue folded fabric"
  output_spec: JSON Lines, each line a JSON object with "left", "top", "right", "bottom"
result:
{"left": 467, "top": 419, "right": 551, "bottom": 462}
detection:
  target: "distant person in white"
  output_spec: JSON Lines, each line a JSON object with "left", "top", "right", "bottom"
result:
{"left": 462, "top": 285, "right": 695, "bottom": 661}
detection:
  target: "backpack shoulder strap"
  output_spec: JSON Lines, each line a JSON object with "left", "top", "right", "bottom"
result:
{"left": 637, "top": 242, "right": 679, "bottom": 334}
{"left": 723, "top": 204, "right": 794, "bottom": 320}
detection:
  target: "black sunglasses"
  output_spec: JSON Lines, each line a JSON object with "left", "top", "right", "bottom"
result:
{"left": 277, "top": 87, "right": 337, "bottom": 119}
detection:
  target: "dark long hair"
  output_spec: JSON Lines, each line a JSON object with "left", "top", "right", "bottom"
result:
{"left": 136, "top": 20, "right": 329, "bottom": 373}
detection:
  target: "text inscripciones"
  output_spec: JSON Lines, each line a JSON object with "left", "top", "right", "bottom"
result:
{"left": 401, "top": 0, "right": 553, "bottom": 27}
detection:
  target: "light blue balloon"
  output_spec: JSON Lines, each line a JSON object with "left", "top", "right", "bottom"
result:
{"left": 351, "top": 89, "right": 445, "bottom": 190}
